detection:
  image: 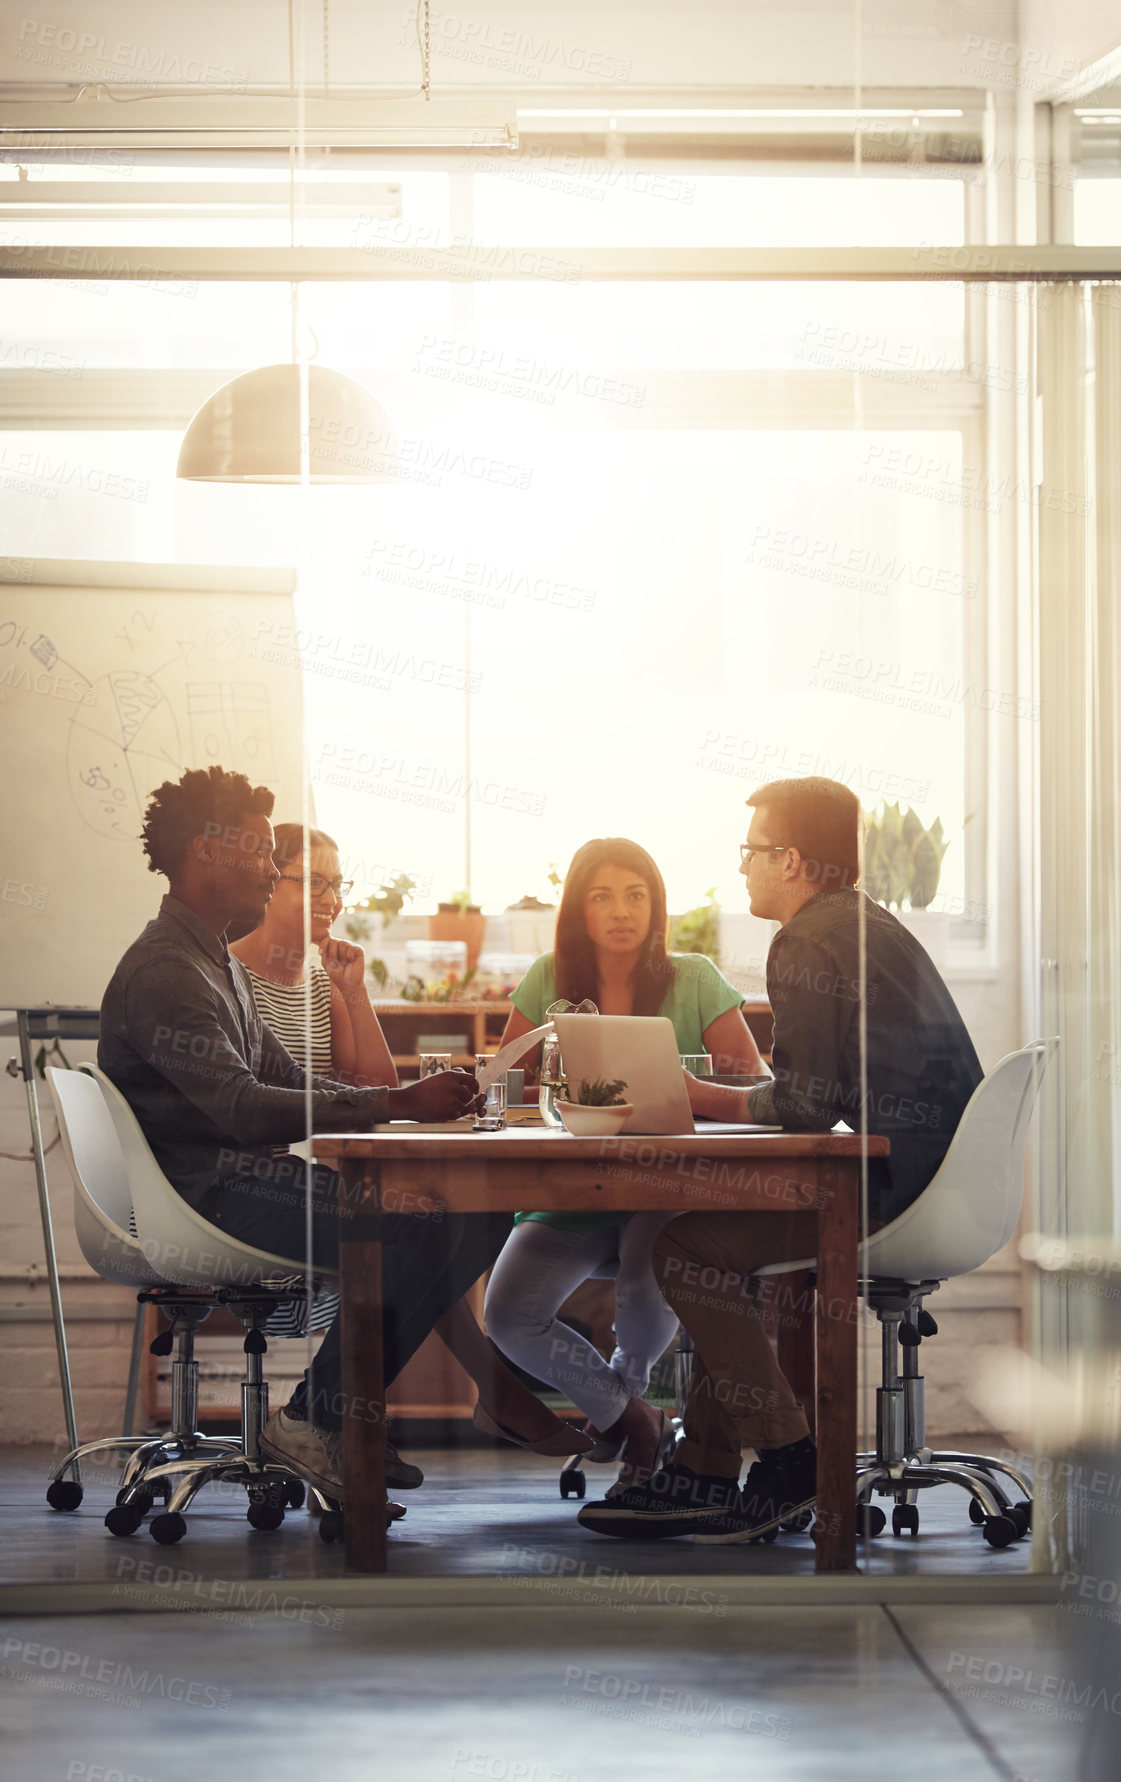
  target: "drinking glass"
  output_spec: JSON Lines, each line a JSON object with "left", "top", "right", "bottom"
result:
{"left": 679, "top": 1053, "right": 714, "bottom": 1076}
{"left": 538, "top": 1031, "right": 565, "bottom": 1128}
{"left": 540, "top": 997, "right": 597, "bottom": 1129}
{"left": 473, "top": 1081, "right": 507, "bottom": 1132}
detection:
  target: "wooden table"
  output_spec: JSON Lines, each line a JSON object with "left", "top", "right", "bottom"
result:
{"left": 312, "top": 1127, "right": 887, "bottom": 1576}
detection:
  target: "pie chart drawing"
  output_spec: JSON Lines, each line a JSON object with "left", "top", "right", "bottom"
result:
{"left": 68, "top": 670, "right": 181, "bottom": 840}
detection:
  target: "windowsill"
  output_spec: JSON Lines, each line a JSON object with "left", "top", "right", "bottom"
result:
{"left": 942, "top": 962, "right": 1002, "bottom": 983}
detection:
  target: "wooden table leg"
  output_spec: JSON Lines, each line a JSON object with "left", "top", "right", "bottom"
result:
{"left": 775, "top": 1269, "right": 816, "bottom": 1441}
{"left": 812, "top": 1158, "right": 858, "bottom": 1572}
{"left": 338, "top": 1158, "right": 386, "bottom": 1572}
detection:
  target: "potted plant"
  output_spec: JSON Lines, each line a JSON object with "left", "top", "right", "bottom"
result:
{"left": 555, "top": 1077, "right": 634, "bottom": 1138}
{"left": 671, "top": 886, "right": 722, "bottom": 965}
{"left": 862, "top": 804, "right": 955, "bottom": 965}
{"left": 428, "top": 888, "right": 487, "bottom": 970}
{"left": 342, "top": 872, "right": 416, "bottom": 990}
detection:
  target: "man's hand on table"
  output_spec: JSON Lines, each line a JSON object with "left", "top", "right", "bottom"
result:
{"left": 684, "top": 1069, "right": 752, "bottom": 1122}
{"left": 389, "top": 1069, "right": 484, "bottom": 1123}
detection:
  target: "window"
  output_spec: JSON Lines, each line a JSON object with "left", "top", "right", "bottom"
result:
{"left": 0, "top": 160, "right": 987, "bottom": 938}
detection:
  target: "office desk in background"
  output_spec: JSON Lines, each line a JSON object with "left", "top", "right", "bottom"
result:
{"left": 312, "top": 1127, "right": 887, "bottom": 1577}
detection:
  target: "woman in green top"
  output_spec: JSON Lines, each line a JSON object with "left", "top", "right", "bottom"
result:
{"left": 484, "top": 837, "right": 766, "bottom": 1485}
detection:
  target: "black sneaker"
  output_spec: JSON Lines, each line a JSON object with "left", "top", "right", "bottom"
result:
{"left": 576, "top": 1463, "right": 741, "bottom": 1541}
{"left": 385, "top": 1441, "right": 424, "bottom": 1491}
{"left": 694, "top": 1438, "right": 817, "bottom": 1544}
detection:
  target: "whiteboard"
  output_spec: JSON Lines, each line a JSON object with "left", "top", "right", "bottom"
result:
{"left": 0, "top": 559, "right": 307, "bottom": 1009}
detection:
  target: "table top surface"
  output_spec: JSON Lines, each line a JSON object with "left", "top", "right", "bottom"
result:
{"left": 313, "top": 1126, "right": 889, "bottom": 1160}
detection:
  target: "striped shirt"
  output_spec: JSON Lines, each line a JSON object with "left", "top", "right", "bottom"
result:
{"left": 243, "top": 963, "right": 338, "bottom": 1337}
{"left": 243, "top": 964, "right": 334, "bottom": 1076}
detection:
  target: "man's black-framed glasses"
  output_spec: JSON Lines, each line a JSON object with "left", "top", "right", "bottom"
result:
{"left": 739, "top": 843, "right": 791, "bottom": 867}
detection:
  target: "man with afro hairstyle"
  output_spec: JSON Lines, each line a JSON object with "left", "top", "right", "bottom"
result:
{"left": 101, "top": 765, "right": 503, "bottom": 1503}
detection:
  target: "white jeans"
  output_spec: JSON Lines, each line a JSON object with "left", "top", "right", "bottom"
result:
{"left": 483, "top": 1214, "right": 680, "bottom": 1427}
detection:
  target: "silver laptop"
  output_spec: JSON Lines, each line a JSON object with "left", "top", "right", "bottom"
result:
{"left": 552, "top": 1013, "right": 781, "bottom": 1137}
{"left": 552, "top": 1013, "right": 694, "bottom": 1135}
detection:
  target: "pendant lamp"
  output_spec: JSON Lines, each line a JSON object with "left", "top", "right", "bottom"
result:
{"left": 177, "top": 361, "right": 403, "bottom": 483}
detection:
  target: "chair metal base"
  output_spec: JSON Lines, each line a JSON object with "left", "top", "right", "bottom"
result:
{"left": 46, "top": 1291, "right": 240, "bottom": 1515}
{"left": 856, "top": 1281, "right": 1032, "bottom": 1549}
{"left": 108, "top": 1288, "right": 317, "bottom": 1544}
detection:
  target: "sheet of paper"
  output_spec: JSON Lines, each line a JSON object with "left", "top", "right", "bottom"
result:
{"left": 477, "top": 1021, "right": 553, "bottom": 1091}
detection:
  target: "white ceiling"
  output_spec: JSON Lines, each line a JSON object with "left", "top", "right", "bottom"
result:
{"left": 0, "top": 3, "right": 1118, "bottom": 103}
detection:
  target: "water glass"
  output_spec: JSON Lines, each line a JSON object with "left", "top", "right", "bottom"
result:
{"left": 679, "top": 1053, "right": 714, "bottom": 1077}
{"left": 419, "top": 1052, "right": 452, "bottom": 1079}
{"left": 539, "top": 1031, "right": 565, "bottom": 1128}
{"left": 474, "top": 1080, "right": 507, "bottom": 1131}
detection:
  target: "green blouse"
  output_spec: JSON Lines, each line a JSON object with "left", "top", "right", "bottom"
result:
{"left": 511, "top": 951, "right": 745, "bottom": 1233}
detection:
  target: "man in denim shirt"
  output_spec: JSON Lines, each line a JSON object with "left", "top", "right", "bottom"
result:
{"left": 579, "top": 775, "right": 982, "bottom": 1545}
{"left": 100, "top": 765, "right": 500, "bottom": 1503}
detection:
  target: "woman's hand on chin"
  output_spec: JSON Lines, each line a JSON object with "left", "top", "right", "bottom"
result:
{"left": 317, "top": 935, "right": 367, "bottom": 995}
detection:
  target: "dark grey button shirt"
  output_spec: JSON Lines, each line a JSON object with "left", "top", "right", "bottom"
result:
{"left": 99, "top": 894, "right": 388, "bottom": 1207}
{"left": 747, "top": 888, "right": 983, "bottom": 1223}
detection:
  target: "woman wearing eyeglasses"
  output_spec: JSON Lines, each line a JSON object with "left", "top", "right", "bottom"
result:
{"left": 231, "top": 823, "right": 395, "bottom": 1092}
{"left": 483, "top": 837, "right": 767, "bottom": 1490}
{"left": 231, "top": 824, "right": 584, "bottom": 1474}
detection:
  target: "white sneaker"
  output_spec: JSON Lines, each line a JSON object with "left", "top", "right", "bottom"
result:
{"left": 259, "top": 1409, "right": 344, "bottom": 1501}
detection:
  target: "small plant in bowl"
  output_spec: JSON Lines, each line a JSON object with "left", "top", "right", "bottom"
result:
{"left": 575, "top": 1078, "right": 629, "bottom": 1107}
{"left": 555, "top": 1077, "right": 634, "bottom": 1137}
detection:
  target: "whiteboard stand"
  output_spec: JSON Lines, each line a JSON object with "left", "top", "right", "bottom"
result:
{"left": 6, "top": 1008, "right": 96, "bottom": 1472}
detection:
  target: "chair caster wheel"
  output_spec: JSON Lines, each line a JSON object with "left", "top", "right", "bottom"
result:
{"left": 982, "top": 1514, "right": 1019, "bottom": 1549}
{"left": 968, "top": 1496, "right": 986, "bottom": 1525}
{"left": 560, "top": 1469, "right": 586, "bottom": 1499}
{"left": 1012, "top": 1498, "right": 1032, "bottom": 1531}
{"left": 1007, "top": 1504, "right": 1031, "bottom": 1539}
{"left": 150, "top": 1513, "right": 188, "bottom": 1545}
{"left": 46, "top": 1479, "right": 84, "bottom": 1512}
{"left": 247, "top": 1504, "right": 285, "bottom": 1532}
{"left": 781, "top": 1508, "right": 814, "bottom": 1533}
{"left": 750, "top": 1526, "right": 780, "bottom": 1544}
{"left": 116, "top": 1485, "right": 154, "bottom": 1515}
{"left": 286, "top": 1482, "right": 306, "bottom": 1510}
{"left": 105, "top": 1504, "right": 145, "bottom": 1537}
{"left": 857, "top": 1504, "right": 886, "bottom": 1537}
{"left": 892, "top": 1505, "right": 919, "bottom": 1537}
{"left": 319, "top": 1511, "right": 344, "bottom": 1544}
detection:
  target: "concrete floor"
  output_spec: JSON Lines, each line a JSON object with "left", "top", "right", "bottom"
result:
{"left": 0, "top": 1602, "right": 1087, "bottom": 1782}
{"left": 3, "top": 1440, "right": 1036, "bottom": 1586}
{"left": 0, "top": 1440, "right": 1099, "bottom": 1780}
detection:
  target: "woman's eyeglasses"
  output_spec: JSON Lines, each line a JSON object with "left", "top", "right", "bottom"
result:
{"left": 279, "top": 874, "right": 354, "bottom": 900}
{"left": 546, "top": 998, "right": 599, "bottom": 1016}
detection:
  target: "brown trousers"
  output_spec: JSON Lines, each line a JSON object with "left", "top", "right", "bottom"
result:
{"left": 652, "top": 1211, "right": 821, "bottom": 1478}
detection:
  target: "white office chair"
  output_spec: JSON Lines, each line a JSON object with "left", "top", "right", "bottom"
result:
{"left": 44, "top": 1066, "right": 240, "bottom": 1516}
{"left": 757, "top": 1038, "right": 1056, "bottom": 1549}
{"left": 77, "top": 1065, "right": 335, "bottom": 1545}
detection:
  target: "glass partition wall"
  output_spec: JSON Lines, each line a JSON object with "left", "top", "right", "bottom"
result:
{"left": 2, "top": 160, "right": 1117, "bottom": 1603}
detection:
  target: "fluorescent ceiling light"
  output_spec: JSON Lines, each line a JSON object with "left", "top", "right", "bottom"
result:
{"left": 517, "top": 107, "right": 964, "bottom": 120}
{"left": 0, "top": 98, "right": 518, "bottom": 151}
{"left": 0, "top": 180, "right": 403, "bottom": 214}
